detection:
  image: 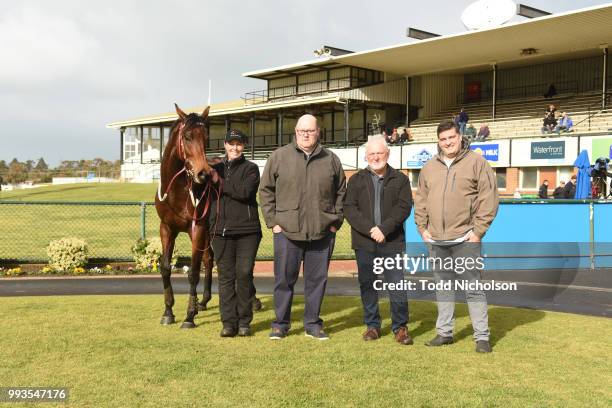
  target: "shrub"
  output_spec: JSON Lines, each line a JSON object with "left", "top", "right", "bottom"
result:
{"left": 46, "top": 238, "right": 88, "bottom": 271}
{"left": 132, "top": 237, "right": 177, "bottom": 271}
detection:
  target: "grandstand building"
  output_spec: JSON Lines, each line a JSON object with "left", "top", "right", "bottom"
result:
{"left": 107, "top": 3, "right": 612, "bottom": 197}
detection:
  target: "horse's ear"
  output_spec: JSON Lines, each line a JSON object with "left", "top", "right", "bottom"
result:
{"left": 201, "top": 106, "right": 210, "bottom": 119}
{"left": 175, "top": 103, "right": 187, "bottom": 120}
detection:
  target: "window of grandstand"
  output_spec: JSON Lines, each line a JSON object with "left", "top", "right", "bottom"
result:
{"left": 142, "top": 126, "right": 161, "bottom": 163}
{"left": 410, "top": 169, "right": 420, "bottom": 187}
{"left": 122, "top": 127, "right": 141, "bottom": 163}
{"left": 161, "top": 126, "right": 172, "bottom": 155}
{"left": 557, "top": 166, "right": 574, "bottom": 185}
{"left": 495, "top": 168, "right": 507, "bottom": 189}
{"left": 520, "top": 168, "right": 538, "bottom": 189}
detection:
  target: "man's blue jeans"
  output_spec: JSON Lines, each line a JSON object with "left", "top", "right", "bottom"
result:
{"left": 355, "top": 248, "right": 408, "bottom": 332}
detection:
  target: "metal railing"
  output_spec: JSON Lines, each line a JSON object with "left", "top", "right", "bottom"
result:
{"left": 0, "top": 201, "right": 355, "bottom": 263}
{"left": 242, "top": 76, "right": 382, "bottom": 105}
{"left": 457, "top": 80, "right": 579, "bottom": 105}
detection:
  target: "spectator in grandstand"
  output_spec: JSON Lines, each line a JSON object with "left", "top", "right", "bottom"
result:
{"left": 538, "top": 180, "right": 549, "bottom": 199}
{"left": 464, "top": 124, "right": 477, "bottom": 140}
{"left": 458, "top": 108, "right": 469, "bottom": 135}
{"left": 513, "top": 190, "right": 522, "bottom": 199}
{"left": 415, "top": 120, "right": 499, "bottom": 353}
{"left": 259, "top": 114, "right": 346, "bottom": 341}
{"left": 543, "top": 83, "right": 558, "bottom": 99}
{"left": 209, "top": 129, "right": 262, "bottom": 338}
{"left": 563, "top": 174, "right": 577, "bottom": 199}
{"left": 399, "top": 128, "right": 413, "bottom": 143}
{"left": 554, "top": 112, "right": 574, "bottom": 134}
{"left": 541, "top": 104, "right": 557, "bottom": 134}
{"left": 476, "top": 123, "right": 490, "bottom": 141}
{"left": 389, "top": 128, "right": 399, "bottom": 144}
{"left": 553, "top": 181, "right": 566, "bottom": 199}
{"left": 344, "top": 134, "right": 414, "bottom": 345}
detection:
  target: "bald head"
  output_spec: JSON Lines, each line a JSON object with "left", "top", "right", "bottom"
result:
{"left": 295, "top": 114, "right": 320, "bottom": 153}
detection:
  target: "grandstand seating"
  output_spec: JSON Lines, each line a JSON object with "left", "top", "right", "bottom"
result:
{"left": 407, "top": 91, "right": 612, "bottom": 142}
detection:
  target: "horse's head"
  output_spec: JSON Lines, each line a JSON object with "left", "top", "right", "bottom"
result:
{"left": 174, "top": 103, "right": 212, "bottom": 184}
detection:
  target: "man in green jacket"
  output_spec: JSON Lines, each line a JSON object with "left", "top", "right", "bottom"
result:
{"left": 259, "top": 114, "right": 346, "bottom": 340}
{"left": 415, "top": 120, "right": 499, "bottom": 353}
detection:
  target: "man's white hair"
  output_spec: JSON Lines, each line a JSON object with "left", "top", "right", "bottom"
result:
{"left": 364, "top": 134, "right": 389, "bottom": 153}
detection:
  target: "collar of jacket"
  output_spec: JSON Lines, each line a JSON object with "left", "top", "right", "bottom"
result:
{"left": 434, "top": 136, "right": 471, "bottom": 166}
{"left": 223, "top": 154, "right": 245, "bottom": 166}
{"left": 291, "top": 140, "right": 322, "bottom": 159}
{"left": 358, "top": 164, "right": 397, "bottom": 183}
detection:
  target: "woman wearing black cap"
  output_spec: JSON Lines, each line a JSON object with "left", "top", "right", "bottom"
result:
{"left": 209, "top": 129, "right": 262, "bottom": 337}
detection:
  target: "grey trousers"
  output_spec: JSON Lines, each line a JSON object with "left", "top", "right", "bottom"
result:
{"left": 272, "top": 232, "right": 335, "bottom": 332}
{"left": 428, "top": 242, "right": 490, "bottom": 342}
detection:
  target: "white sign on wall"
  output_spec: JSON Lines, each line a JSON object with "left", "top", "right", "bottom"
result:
{"left": 403, "top": 143, "right": 438, "bottom": 169}
{"left": 579, "top": 135, "right": 612, "bottom": 163}
{"left": 511, "top": 137, "right": 579, "bottom": 167}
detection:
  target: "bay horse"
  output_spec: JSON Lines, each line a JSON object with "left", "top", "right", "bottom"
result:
{"left": 155, "top": 104, "right": 216, "bottom": 329}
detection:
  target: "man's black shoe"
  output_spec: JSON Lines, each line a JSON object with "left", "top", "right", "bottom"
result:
{"left": 269, "top": 327, "right": 287, "bottom": 340}
{"left": 425, "top": 335, "right": 454, "bottom": 347}
{"left": 220, "top": 327, "right": 237, "bottom": 337}
{"left": 475, "top": 340, "right": 492, "bottom": 353}
{"left": 305, "top": 328, "right": 330, "bottom": 341}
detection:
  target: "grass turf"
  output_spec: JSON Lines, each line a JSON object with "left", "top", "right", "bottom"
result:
{"left": 0, "top": 183, "right": 353, "bottom": 261}
{"left": 1, "top": 295, "right": 610, "bottom": 407}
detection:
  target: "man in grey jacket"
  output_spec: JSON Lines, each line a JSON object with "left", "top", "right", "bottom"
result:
{"left": 260, "top": 114, "right": 346, "bottom": 340}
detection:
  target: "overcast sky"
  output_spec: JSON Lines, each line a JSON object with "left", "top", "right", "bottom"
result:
{"left": 0, "top": 0, "right": 606, "bottom": 165}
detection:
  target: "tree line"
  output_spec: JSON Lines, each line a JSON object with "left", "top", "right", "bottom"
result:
{"left": 0, "top": 158, "right": 121, "bottom": 185}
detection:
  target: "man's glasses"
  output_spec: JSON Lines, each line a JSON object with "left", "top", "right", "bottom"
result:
{"left": 296, "top": 129, "right": 317, "bottom": 136}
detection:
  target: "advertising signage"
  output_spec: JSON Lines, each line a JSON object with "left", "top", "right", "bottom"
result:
{"left": 530, "top": 141, "right": 565, "bottom": 160}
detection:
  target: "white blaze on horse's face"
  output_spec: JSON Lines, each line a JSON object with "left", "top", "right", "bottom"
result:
{"left": 175, "top": 104, "right": 212, "bottom": 184}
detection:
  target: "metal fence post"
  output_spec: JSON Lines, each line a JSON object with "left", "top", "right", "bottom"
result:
{"left": 588, "top": 201, "right": 594, "bottom": 271}
{"left": 140, "top": 202, "right": 146, "bottom": 241}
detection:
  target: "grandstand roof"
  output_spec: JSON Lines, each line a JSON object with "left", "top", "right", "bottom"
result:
{"left": 243, "top": 3, "right": 612, "bottom": 79}
{"left": 106, "top": 95, "right": 339, "bottom": 128}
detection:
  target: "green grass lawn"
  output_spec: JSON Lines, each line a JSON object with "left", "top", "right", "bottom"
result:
{"left": 1, "top": 295, "right": 610, "bottom": 407}
{"left": 0, "top": 183, "right": 353, "bottom": 261}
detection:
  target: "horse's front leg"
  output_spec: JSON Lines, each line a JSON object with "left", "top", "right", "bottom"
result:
{"left": 159, "top": 222, "right": 177, "bottom": 325}
{"left": 181, "top": 225, "right": 205, "bottom": 329}
{"left": 198, "top": 246, "right": 213, "bottom": 311}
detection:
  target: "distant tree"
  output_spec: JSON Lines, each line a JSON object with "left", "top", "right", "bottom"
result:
{"left": 7, "top": 158, "right": 27, "bottom": 184}
{"left": 24, "top": 160, "right": 35, "bottom": 172}
{"left": 35, "top": 158, "right": 48, "bottom": 171}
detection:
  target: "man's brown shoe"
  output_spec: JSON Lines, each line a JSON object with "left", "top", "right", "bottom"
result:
{"left": 362, "top": 327, "right": 380, "bottom": 341}
{"left": 394, "top": 326, "right": 414, "bottom": 345}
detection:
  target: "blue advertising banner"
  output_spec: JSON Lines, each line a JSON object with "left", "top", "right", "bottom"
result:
{"left": 470, "top": 143, "right": 499, "bottom": 162}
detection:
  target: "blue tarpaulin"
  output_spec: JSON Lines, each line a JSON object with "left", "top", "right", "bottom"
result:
{"left": 574, "top": 149, "right": 591, "bottom": 199}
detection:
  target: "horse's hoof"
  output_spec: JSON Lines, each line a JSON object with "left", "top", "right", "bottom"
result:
{"left": 160, "top": 315, "right": 176, "bottom": 325}
{"left": 180, "top": 321, "right": 196, "bottom": 329}
{"left": 197, "top": 302, "right": 208, "bottom": 311}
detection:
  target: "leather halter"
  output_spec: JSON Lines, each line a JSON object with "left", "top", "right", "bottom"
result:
{"left": 157, "top": 117, "right": 223, "bottom": 249}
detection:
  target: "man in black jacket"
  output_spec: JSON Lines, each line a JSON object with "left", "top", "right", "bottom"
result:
{"left": 344, "top": 135, "right": 413, "bottom": 345}
{"left": 538, "top": 180, "right": 549, "bottom": 199}
{"left": 564, "top": 175, "right": 577, "bottom": 199}
{"left": 553, "top": 181, "right": 565, "bottom": 199}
